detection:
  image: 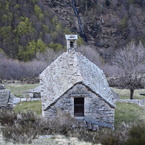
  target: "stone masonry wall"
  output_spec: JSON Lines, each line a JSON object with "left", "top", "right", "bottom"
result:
{"left": 44, "top": 83, "right": 114, "bottom": 128}
{"left": 0, "top": 89, "right": 13, "bottom": 109}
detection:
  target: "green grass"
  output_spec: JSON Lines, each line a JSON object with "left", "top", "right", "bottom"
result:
{"left": 14, "top": 101, "right": 42, "bottom": 115}
{"left": 115, "top": 102, "right": 145, "bottom": 128}
{"left": 112, "top": 88, "right": 145, "bottom": 99}
{"left": 4, "top": 83, "right": 39, "bottom": 97}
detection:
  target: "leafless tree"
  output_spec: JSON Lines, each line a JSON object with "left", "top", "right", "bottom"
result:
{"left": 35, "top": 48, "right": 64, "bottom": 65}
{"left": 0, "top": 58, "right": 47, "bottom": 80}
{"left": 77, "top": 45, "right": 103, "bottom": 67}
{"left": 109, "top": 41, "right": 145, "bottom": 99}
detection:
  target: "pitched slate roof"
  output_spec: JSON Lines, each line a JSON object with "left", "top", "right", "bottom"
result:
{"left": 40, "top": 51, "right": 115, "bottom": 110}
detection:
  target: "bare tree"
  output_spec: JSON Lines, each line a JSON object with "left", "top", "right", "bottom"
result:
{"left": 78, "top": 45, "right": 103, "bottom": 67}
{"left": 0, "top": 58, "right": 47, "bottom": 80}
{"left": 35, "top": 48, "right": 64, "bottom": 65}
{"left": 109, "top": 41, "right": 145, "bottom": 99}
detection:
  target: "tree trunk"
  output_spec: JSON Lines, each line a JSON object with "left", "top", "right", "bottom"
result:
{"left": 130, "top": 89, "right": 134, "bottom": 99}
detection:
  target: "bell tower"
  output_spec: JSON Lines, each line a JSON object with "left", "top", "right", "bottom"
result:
{"left": 65, "top": 34, "right": 78, "bottom": 52}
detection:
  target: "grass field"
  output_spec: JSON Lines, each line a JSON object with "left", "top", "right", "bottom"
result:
{"left": 115, "top": 102, "right": 145, "bottom": 128}
{"left": 14, "top": 101, "right": 42, "bottom": 115}
{"left": 112, "top": 87, "right": 145, "bottom": 99}
{"left": 4, "top": 83, "right": 39, "bottom": 97}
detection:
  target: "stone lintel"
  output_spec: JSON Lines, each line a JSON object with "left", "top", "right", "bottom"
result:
{"left": 70, "top": 93, "right": 89, "bottom": 97}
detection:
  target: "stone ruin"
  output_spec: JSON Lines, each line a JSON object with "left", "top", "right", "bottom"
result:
{"left": 25, "top": 86, "right": 41, "bottom": 98}
{"left": 0, "top": 84, "right": 13, "bottom": 110}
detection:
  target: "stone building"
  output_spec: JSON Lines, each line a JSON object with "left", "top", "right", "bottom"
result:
{"left": 0, "top": 84, "right": 13, "bottom": 109}
{"left": 25, "top": 86, "right": 41, "bottom": 98}
{"left": 40, "top": 35, "right": 115, "bottom": 129}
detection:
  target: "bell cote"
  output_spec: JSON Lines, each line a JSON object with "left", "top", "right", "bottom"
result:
{"left": 65, "top": 34, "right": 78, "bottom": 52}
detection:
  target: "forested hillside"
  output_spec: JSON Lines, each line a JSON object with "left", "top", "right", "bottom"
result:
{"left": 44, "top": 0, "right": 145, "bottom": 59}
{"left": 0, "top": 0, "right": 83, "bottom": 61}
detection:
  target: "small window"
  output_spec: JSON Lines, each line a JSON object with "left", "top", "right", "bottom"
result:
{"left": 33, "top": 92, "right": 41, "bottom": 98}
{"left": 70, "top": 41, "right": 74, "bottom": 48}
{"left": 74, "top": 98, "right": 84, "bottom": 117}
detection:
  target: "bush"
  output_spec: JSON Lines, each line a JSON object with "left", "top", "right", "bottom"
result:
{"left": 126, "top": 122, "right": 145, "bottom": 145}
{"left": 39, "top": 110, "right": 79, "bottom": 135}
{"left": 0, "top": 110, "right": 79, "bottom": 143}
{"left": 100, "top": 129, "right": 126, "bottom": 145}
{"left": 0, "top": 109, "right": 127, "bottom": 144}
{"left": 1, "top": 111, "right": 41, "bottom": 143}
{"left": 2, "top": 109, "right": 145, "bottom": 145}
{"left": 2, "top": 124, "right": 38, "bottom": 143}
{"left": 0, "top": 58, "right": 47, "bottom": 80}
{"left": 71, "top": 122, "right": 129, "bottom": 145}
{"left": 0, "top": 110, "right": 16, "bottom": 126}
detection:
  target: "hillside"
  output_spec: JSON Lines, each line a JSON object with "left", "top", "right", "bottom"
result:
{"left": 44, "top": 0, "right": 145, "bottom": 59}
{"left": 0, "top": 0, "right": 145, "bottom": 61}
{"left": 0, "top": 0, "right": 76, "bottom": 61}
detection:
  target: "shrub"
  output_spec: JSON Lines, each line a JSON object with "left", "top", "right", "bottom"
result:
{"left": 68, "top": 122, "right": 130, "bottom": 145}
{"left": 3, "top": 110, "right": 145, "bottom": 145}
{"left": 126, "top": 122, "right": 145, "bottom": 145}
{"left": 1, "top": 111, "right": 41, "bottom": 143}
{"left": 100, "top": 129, "right": 125, "bottom": 145}
{"left": 71, "top": 129, "right": 100, "bottom": 144}
{"left": 2, "top": 123, "right": 38, "bottom": 143}
{"left": 40, "top": 110, "right": 79, "bottom": 135}
{"left": 0, "top": 110, "right": 16, "bottom": 126}
{"left": 0, "top": 58, "right": 47, "bottom": 80}
{"left": 0, "top": 110, "right": 79, "bottom": 143}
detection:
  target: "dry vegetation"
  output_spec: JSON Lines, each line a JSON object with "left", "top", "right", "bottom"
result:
{"left": 107, "top": 41, "right": 145, "bottom": 99}
{"left": 0, "top": 107, "right": 145, "bottom": 145}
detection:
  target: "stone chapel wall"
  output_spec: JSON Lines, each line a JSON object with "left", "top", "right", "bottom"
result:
{"left": 43, "top": 83, "right": 114, "bottom": 128}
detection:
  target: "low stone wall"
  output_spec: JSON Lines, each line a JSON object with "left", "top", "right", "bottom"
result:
{"left": 116, "top": 99, "right": 145, "bottom": 106}
{"left": 2, "top": 77, "right": 39, "bottom": 84}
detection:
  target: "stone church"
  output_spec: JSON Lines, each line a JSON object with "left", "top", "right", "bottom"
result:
{"left": 40, "top": 35, "right": 115, "bottom": 129}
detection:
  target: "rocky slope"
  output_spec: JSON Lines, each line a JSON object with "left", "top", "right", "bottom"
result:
{"left": 43, "top": 0, "right": 145, "bottom": 60}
